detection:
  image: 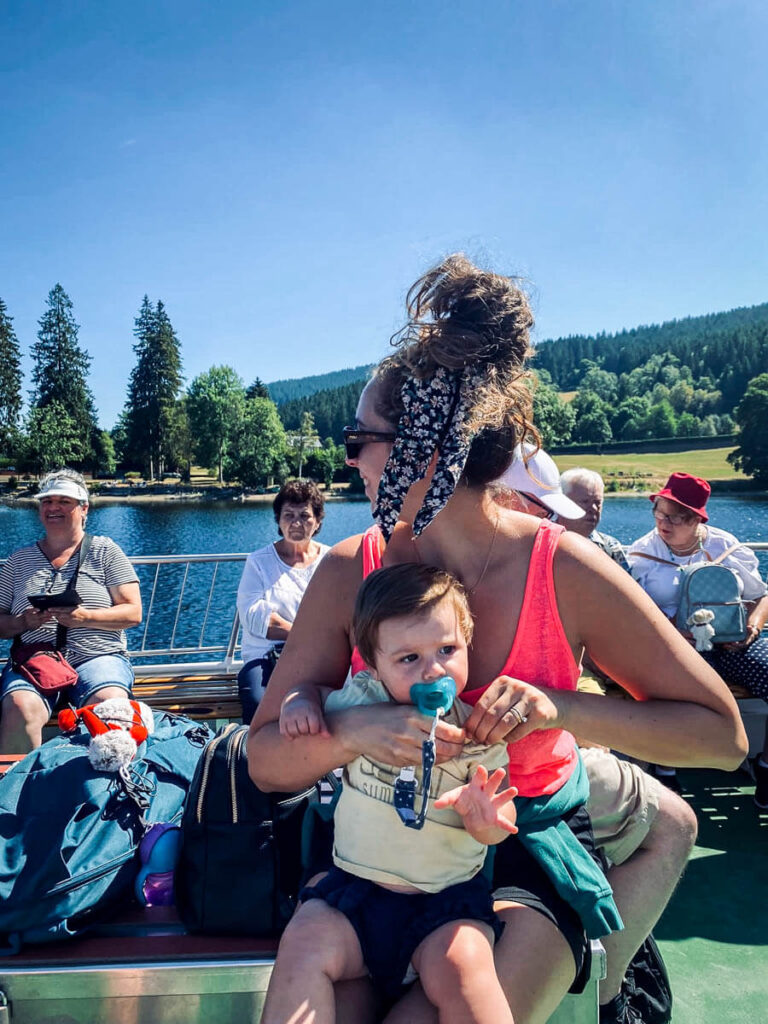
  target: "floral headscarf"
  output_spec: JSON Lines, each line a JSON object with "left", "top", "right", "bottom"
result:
{"left": 373, "top": 365, "right": 485, "bottom": 540}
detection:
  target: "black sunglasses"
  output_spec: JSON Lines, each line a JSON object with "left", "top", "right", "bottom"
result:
{"left": 342, "top": 426, "right": 397, "bottom": 460}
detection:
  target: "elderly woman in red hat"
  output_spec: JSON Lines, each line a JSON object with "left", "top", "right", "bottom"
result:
{"left": 627, "top": 472, "right": 768, "bottom": 807}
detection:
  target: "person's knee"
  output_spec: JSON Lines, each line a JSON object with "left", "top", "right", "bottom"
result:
{"left": 2, "top": 691, "right": 49, "bottom": 730}
{"left": 88, "top": 686, "right": 133, "bottom": 705}
{"left": 417, "top": 922, "right": 495, "bottom": 996}
{"left": 277, "top": 904, "right": 351, "bottom": 977}
{"left": 644, "top": 787, "right": 698, "bottom": 860}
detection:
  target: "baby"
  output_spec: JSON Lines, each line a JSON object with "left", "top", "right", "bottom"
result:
{"left": 261, "top": 563, "right": 518, "bottom": 1024}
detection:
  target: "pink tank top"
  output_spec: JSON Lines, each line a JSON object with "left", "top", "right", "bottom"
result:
{"left": 349, "top": 525, "right": 385, "bottom": 677}
{"left": 460, "top": 519, "right": 578, "bottom": 796}
{"left": 349, "top": 520, "right": 578, "bottom": 797}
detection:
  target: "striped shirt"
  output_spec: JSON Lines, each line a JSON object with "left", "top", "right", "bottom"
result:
{"left": 0, "top": 536, "right": 139, "bottom": 667}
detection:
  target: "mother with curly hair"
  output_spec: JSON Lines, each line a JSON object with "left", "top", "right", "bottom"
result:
{"left": 248, "top": 256, "right": 746, "bottom": 1024}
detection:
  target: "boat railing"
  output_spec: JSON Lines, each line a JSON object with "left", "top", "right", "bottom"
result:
{"left": 126, "top": 553, "right": 247, "bottom": 679}
{"left": 1, "top": 542, "right": 766, "bottom": 681}
{"left": 0, "top": 551, "right": 246, "bottom": 677}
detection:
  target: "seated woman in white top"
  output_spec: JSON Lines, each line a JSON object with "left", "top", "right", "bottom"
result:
{"left": 236, "top": 479, "right": 329, "bottom": 723}
{"left": 627, "top": 471, "right": 768, "bottom": 808}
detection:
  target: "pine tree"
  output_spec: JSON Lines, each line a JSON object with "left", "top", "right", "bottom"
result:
{"left": 123, "top": 297, "right": 184, "bottom": 479}
{"left": 0, "top": 298, "right": 23, "bottom": 455}
{"left": 30, "top": 285, "right": 98, "bottom": 464}
{"left": 246, "top": 378, "right": 270, "bottom": 400}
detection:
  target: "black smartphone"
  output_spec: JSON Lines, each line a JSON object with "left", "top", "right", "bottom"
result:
{"left": 28, "top": 590, "right": 82, "bottom": 611}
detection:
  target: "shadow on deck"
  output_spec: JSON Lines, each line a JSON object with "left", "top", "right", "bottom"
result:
{"left": 655, "top": 767, "right": 767, "bottom": 1023}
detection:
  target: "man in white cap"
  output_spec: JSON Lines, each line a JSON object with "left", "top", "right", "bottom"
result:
{"left": 559, "top": 468, "right": 629, "bottom": 572}
{"left": 494, "top": 447, "right": 615, "bottom": 700}
{"left": 492, "top": 443, "right": 587, "bottom": 521}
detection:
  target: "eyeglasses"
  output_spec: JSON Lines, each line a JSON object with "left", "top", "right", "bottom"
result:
{"left": 520, "top": 492, "right": 557, "bottom": 520}
{"left": 652, "top": 506, "right": 691, "bottom": 527}
{"left": 342, "top": 426, "right": 397, "bottom": 460}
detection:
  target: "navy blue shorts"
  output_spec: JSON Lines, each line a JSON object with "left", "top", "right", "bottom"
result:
{"left": 300, "top": 867, "right": 504, "bottom": 999}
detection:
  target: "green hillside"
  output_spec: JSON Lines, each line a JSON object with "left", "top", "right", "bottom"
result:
{"left": 271, "top": 300, "right": 768, "bottom": 450}
{"left": 534, "top": 301, "right": 768, "bottom": 410}
{"left": 267, "top": 363, "right": 375, "bottom": 405}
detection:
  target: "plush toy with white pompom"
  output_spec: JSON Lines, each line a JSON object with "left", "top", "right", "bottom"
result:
{"left": 58, "top": 698, "right": 155, "bottom": 772}
{"left": 687, "top": 608, "right": 716, "bottom": 652}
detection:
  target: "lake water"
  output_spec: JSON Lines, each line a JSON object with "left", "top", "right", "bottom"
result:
{"left": 1, "top": 494, "right": 766, "bottom": 560}
{"left": 1, "top": 495, "right": 765, "bottom": 661}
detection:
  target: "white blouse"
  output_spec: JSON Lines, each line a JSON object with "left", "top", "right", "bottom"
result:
{"left": 627, "top": 526, "right": 767, "bottom": 618}
{"left": 236, "top": 542, "right": 330, "bottom": 662}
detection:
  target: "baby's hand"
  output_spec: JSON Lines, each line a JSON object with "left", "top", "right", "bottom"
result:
{"left": 279, "top": 690, "right": 330, "bottom": 740}
{"left": 434, "top": 765, "right": 518, "bottom": 843}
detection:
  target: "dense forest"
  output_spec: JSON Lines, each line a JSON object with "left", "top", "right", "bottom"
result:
{"left": 267, "top": 364, "right": 375, "bottom": 405}
{"left": 534, "top": 302, "right": 768, "bottom": 412}
{"left": 275, "top": 301, "right": 768, "bottom": 450}
{"left": 2, "top": 286, "right": 766, "bottom": 484}
{"left": 277, "top": 380, "right": 367, "bottom": 440}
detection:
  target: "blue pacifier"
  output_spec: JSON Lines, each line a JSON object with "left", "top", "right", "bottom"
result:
{"left": 410, "top": 676, "right": 457, "bottom": 716}
{"left": 394, "top": 676, "right": 457, "bottom": 830}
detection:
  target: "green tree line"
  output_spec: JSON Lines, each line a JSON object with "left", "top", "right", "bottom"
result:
{"left": 0, "top": 287, "right": 348, "bottom": 487}
{"left": 2, "top": 287, "right": 767, "bottom": 485}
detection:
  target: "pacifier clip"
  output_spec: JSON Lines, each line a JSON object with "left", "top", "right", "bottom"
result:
{"left": 394, "top": 676, "right": 456, "bottom": 830}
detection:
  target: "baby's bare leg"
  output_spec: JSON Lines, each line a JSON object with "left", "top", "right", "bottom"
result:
{"left": 261, "top": 900, "right": 366, "bottom": 1024}
{"left": 411, "top": 919, "right": 514, "bottom": 1024}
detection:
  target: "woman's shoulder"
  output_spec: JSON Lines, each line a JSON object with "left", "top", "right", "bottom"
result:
{"left": 10, "top": 539, "right": 41, "bottom": 557}
{"left": 302, "top": 533, "right": 368, "bottom": 597}
{"left": 248, "top": 543, "right": 279, "bottom": 565}
{"left": 86, "top": 535, "right": 129, "bottom": 558}
{"left": 703, "top": 524, "right": 740, "bottom": 550}
{"left": 86, "top": 534, "right": 118, "bottom": 549}
{"left": 322, "top": 533, "right": 366, "bottom": 570}
{"left": 2, "top": 541, "right": 41, "bottom": 568}
{"left": 625, "top": 529, "right": 659, "bottom": 557}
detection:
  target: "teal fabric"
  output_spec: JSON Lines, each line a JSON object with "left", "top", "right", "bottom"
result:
{"left": 0, "top": 712, "right": 212, "bottom": 952}
{"left": 514, "top": 754, "right": 624, "bottom": 939}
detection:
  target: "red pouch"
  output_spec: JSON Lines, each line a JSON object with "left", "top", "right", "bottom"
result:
{"left": 12, "top": 644, "right": 78, "bottom": 694}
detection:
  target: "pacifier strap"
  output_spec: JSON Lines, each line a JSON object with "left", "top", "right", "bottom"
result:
{"left": 393, "top": 708, "right": 442, "bottom": 830}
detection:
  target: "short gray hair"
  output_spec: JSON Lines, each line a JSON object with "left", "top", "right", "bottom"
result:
{"left": 560, "top": 467, "right": 604, "bottom": 496}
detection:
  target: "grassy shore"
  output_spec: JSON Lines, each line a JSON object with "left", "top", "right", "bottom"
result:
{"left": 0, "top": 447, "right": 757, "bottom": 507}
{"left": 553, "top": 446, "right": 745, "bottom": 491}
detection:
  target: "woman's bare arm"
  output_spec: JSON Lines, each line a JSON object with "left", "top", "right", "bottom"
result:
{"left": 554, "top": 532, "right": 748, "bottom": 768}
{"left": 247, "top": 535, "right": 465, "bottom": 791}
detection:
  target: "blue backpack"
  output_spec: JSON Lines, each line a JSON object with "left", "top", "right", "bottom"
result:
{"left": 675, "top": 545, "right": 748, "bottom": 644}
{"left": 0, "top": 711, "right": 212, "bottom": 953}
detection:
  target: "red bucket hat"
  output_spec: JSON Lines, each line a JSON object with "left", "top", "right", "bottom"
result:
{"left": 649, "top": 472, "right": 710, "bottom": 523}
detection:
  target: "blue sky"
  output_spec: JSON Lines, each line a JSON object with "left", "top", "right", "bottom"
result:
{"left": 2, "top": 0, "right": 767, "bottom": 427}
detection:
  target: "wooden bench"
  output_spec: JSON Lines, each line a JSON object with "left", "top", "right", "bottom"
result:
{"left": 41, "top": 670, "right": 244, "bottom": 730}
{"left": 132, "top": 672, "right": 242, "bottom": 723}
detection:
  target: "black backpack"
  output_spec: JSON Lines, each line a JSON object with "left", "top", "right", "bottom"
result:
{"left": 175, "top": 723, "right": 318, "bottom": 936}
{"left": 624, "top": 933, "right": 672, "bottom": 1024}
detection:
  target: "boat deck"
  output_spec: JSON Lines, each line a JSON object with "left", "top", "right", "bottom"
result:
{"left": 656, "top": 765, "right": 767, "bottom": 1024}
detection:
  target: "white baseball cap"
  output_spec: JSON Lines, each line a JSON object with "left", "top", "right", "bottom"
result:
{"left": 36, "top": 475, "right": 89, "bottom": 504}
{"left": 494, "top": 444, "right": 585, "bottom": 519}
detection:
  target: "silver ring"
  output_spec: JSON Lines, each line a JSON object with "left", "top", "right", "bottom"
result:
{"left": 509, "top": 705, "right": 528, "bottom": 726}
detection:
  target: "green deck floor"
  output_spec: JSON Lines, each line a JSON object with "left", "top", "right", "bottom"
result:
{"left": 654, "top": 767, "right": 767, "bottom": 1024}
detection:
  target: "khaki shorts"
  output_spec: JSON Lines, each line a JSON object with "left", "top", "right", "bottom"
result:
{"left": 576, "top": 672, "right": 608, "bottom": 696}
{"left": 581, "top": 747, "right": 662, "bottom": 867}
